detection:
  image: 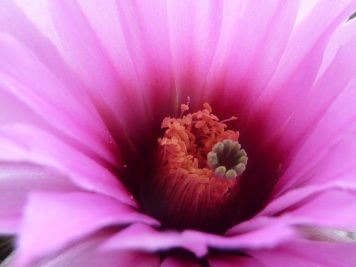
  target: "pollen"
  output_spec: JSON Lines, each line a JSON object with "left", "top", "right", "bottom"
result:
{"left": 158, "top": 102, "right": 246, "bottom": 180}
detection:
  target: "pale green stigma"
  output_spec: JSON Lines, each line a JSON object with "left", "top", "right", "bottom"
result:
{"left": 207, "top": 139, "right": 248, "bottom": 179}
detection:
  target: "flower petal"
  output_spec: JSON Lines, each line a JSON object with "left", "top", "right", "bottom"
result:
{"left": 262, "top": 181, "right": 356, "bottom": 217}
{"left": 16, "top": 231, "right": 159, "bottom": 267}
{"left": 0, "top": 89, "right": 44, "bottom": 126}
{"left": 273, "top": 32, "right": 356, "bottom": 156}
{"left": 166, "top": 0, "right": 225, "bottom": 100}
{"left": 0, "top": 162, "right": 76, "bottom": 234}
{"left": 16, "top": 192, "right": 157, "bottom": 266}
{"left": 249, "top": 239, "right": 356, "bottom": 267}
{"left": 0, "top": 123, "right": 133, "bottom": 205}
{"left": 320, "top": 17, "right": 356, "bottom": 75}
{"left": 238, "top": 1, "right": 300, "bottom": 94}
{"left": 231, "top": 184, "right": 356, "bottom": 244}
{"left": 275, "top": 77, "right": 356, "bottom": 194}
{"left": 102, "top": 223, "right": 207, "bottom": 257}
{"left": 201, "top": 0, "right": 301, "bottom": 134}
{"left": 208, "top": 0, "right": 299, "bottom": 100}
{"left": 47, "top": 0, "right": 150, "bottom": 135}
{"left": 81, "top": 0, "right": 174, "bottom": 103}
{"left": 260, "top": 181, "right": 356, "bottom": 231}
{"left": 262, "top": 0, "right": 355, "bottom": 97}
{"left": 250, "top": 0, "right": 355, "bottom": 142}
{"left": 0, "top": 1, "right": 119, "bottom": 160}
{"left": 0, "top": 0, "right": 60, "bottom": 52}
{"left": 285, "top": 189, "right": 356, "bottom": 229}
{"left": 103, "top": 218, "right": 296, "bottom": 258}
{"left": 0, "top": 33, "right": 118, "bottom": 165}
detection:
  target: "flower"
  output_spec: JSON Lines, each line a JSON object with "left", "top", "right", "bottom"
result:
{"left": 0, "top": 0, "right": 356, "bottom": 266}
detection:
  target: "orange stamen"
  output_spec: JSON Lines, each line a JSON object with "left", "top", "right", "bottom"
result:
{"left": 158, "top": 103, "right": 239, "bottom": 179}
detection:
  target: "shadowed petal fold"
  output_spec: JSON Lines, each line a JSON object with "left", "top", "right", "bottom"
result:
{"left": 209, "top": 255, "right": 266, "bottom": 267}
{"left": 0, "top": 124, "right": 133, "bottom": 205}
{"left": 0, "top": 33, "right": 118, "bottom": 165}
{"left": 249, "top": 240, "right": 356, "bottom": 267}
{"left": 28, "top": 232, "right": 160, "bottom": 267}
{"left": 161, "top": 257, "right": 200, "bottom": 267}
{"left": 103, "top": 219, "right": 297, "bottom": 258}
{"left": 0, "top": 163, "right": 76, "bottom": 234}
{"left": 16, "top": 192, "right": 158, "bottom": 266}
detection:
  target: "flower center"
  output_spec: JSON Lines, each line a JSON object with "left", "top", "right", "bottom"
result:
{"left": 141, "top": 102, "right": 248, "bottom": 233}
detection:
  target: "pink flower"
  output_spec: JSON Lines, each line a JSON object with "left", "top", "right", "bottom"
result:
{"left": 1, "top": 0, "right": 356, "bottom": 266}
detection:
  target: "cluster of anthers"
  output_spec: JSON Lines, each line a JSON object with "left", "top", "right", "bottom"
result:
{"left": 158, "top": 101, "right": 247, "bottom": 180}
{"left": 144, "top": 101, "right": 248, "bottom": 231}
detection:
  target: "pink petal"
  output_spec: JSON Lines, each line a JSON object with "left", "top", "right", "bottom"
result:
{"left": 274, "top": 77, "right": 356, "bottom": 194}
{"left": 293, "top": 130, "right": 356, "bottom": 187}
{"left": 238, "top": 1, "right": 300, "bottom": 95}
{"left": 16, "top": 191, "right": 158, "bottom": 266}
{"left": 286, "top": 189, "right": 356, "bottom": 229}
{"left": 161, "top": 257, "right": 200, "bottom": 267}
{"left": 82, "top": 0, "right": 174, "bottom": 109}
{"left": 226, "top": 215, "right": 292, "bottom": 235}
{"left": 208, "top": 0, "right": 279, "bottom": 82}
{"left": 273, "top": 34, "right": 356, "bottom": 156}
{"left": 0, "top": 89, "right": 44, "bottom": 126}
{"left": 261, "top": 183, "right": 356, "bottom": 230}
{"left": 0, "top": 1, "right": 121, "bottom": 163}
{"left": 0, "top": 33, "right": 118, "bottom": 165}
{"left": 28, "top": 231, "right": 159, "bottom": 267}
{"left": 262, "top": 182, "right": 356, "bottom": 217}
{"left": 249, "top": 240, "right": 356, "bottom": 267}
{"left": 232, "top": 184, "right": 356, "bottom": 239}
{"left": 0, "top": 1, "right": 123, "bottom": 163}
{"left": 0, "top": 0, "right": 62, "bottom": 57}
{"left": 0, "top": 0, "right": 138, "bottom": 167}
{"left": 102, "top": 223, "right": 207, "bottom": 257}
{"left": 270, "top": 34, "right": 356, "bottom": 193}
{"left": 200, "top": 1, "right": 301, "bottom": 133}
{"left": 0, "top": 124, "right": 134, "bottom": 205}
{"left": 166, "top": 0, "right": 225, "bottom": 101}
{"left": 185, "top": 219, "right": 295, "bottom": 253}
{"left": 320, "top": 17, "right": 356, "bottom": 75}
{"left": 250, "top": 1, "right": 355, "bottom": 141}
{"left": 103, "top": 218, "right": 296, "bottom": 258}
{"left": 208, "top": 1, "right": 299, "bottom": 101}
{"left": 263, "top": 0, "right": 355, "bottom": 96}
{"left": 0, "top": 162, "right": 76, "bottom": 234}
{"left": 47, "top": 0, "right": 150, "bottom": 134}
{"left": 77, "top": 0, "right": 154, "bottom": 83}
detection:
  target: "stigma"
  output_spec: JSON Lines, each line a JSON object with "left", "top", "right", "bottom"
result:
{"left": 208, "top": 140, "right": 248, "bottom": 179}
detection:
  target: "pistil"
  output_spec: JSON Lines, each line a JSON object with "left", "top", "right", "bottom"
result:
{"left": 207, "top": 140, "right": 247, "bottom": 179}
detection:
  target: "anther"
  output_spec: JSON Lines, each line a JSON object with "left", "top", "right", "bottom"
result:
{"left": 180, "top": 96, "right": 191, "bottom": 117}
{"left": 215, "top": 166, "right": 227, "bottom": 178}
{"left": 207, "top": 139, "right": 248, "bottom": 179}
{"left": 220, "top": 116, "right": 238, "bottom": 124}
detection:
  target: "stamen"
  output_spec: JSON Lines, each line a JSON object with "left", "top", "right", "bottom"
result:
{"left": 220, "top": 116, "right": 238, "bottom": 124}
{"left": 207, "top": 139, "right": 248, "bottom": 179}
{"left": 157, "top": 102, "right": 241, "bottom": 179}
{"left": 180, "top": 96, "right": 191, "bottom": 117}
{"left": 144, "top": 102, "right": 247, "bottom": 232}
